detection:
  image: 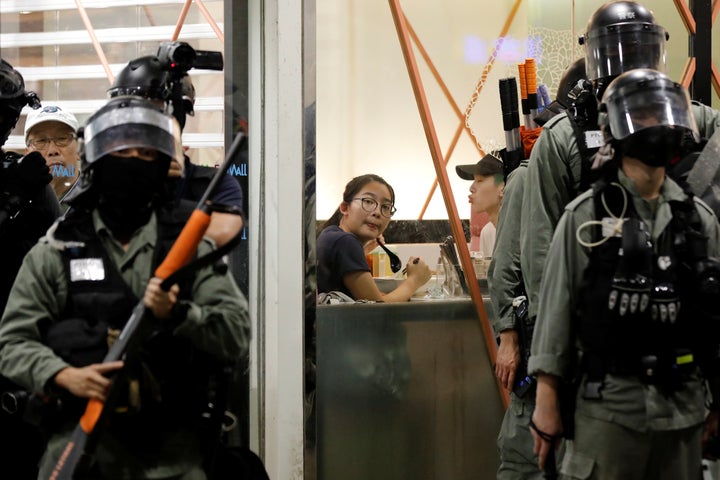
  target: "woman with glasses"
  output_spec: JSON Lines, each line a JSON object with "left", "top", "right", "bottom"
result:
{"left": 317, "top": 173, "right": 430, "bottom": 302}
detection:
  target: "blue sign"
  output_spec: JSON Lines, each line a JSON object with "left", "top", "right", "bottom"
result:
{"left": 51, "top": 164, "right": 75, "bottom": 177}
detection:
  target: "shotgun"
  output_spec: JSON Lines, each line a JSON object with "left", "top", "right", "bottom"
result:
{"left": 47, "top": 132, "right": 247, "bottom": 480}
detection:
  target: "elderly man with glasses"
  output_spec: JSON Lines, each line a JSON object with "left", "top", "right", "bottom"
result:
{"left": 24, "top": 105, "right": 80, "bottom": 201}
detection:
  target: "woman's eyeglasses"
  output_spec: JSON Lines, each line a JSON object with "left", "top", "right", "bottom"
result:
{"left": 353, "top": 197, "right": 396, "bottom": 218}
{"left": 27, "top": 134, "right": 76, "bottom": 150}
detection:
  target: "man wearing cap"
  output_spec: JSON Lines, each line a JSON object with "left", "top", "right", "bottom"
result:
{"left": 24, "top": 105, "right": 80, "bottom": 201}
{"left": 456, "top": 153, "right": 505, "bottom": 257}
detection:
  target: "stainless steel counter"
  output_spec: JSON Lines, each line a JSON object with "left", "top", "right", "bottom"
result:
{"left": 315, "top": 298, "right": 503, "bottom": 480}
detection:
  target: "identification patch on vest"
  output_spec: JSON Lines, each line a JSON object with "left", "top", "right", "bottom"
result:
{"left": 69, "top": 258, "right": 106, "bottom": 282}
{"left": 585, "top": 130, "right": 603, "bottom": 149}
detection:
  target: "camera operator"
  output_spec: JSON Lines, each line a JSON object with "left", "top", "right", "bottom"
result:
{"left": 107, "top": 47, "right": 243, "bottom": 248}
{"left": 0, "top": 58, "right": 61, "bottom": 479}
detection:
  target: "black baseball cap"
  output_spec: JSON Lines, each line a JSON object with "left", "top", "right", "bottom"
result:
{"left": 455, "top": 153, "right": 504, "bottom": 180}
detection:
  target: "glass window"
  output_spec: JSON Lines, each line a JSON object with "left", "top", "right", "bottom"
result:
{"left": 1, "top": 2, "right": 225, "bottom": 154}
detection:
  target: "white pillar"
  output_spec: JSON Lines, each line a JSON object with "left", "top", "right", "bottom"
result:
{"left": 248, "top": 0, "right": 305, "bottom": 479}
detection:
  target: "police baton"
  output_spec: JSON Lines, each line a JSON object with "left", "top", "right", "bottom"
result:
{"left": 46, "top": 132, "right": 246, "bottom": 480}
{"left": 544, "top": 446, "right": 558, "bottom": 480}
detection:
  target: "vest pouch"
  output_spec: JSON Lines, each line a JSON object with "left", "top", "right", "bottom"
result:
{"left": 607, "top": 273, "right": 651, "bottom": 319}
{"left": 44, "top": 318, "right": 109, "bottom": 367}
{"left": 607, "top": 217, "right": 653, "bottom": 321}
{"left": 649, "top": 282, "right": 681, "bottom": 324}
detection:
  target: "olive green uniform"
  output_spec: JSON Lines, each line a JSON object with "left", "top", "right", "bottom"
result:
{"left": 520, "top": 103, "right": 720, "bottom": 320}
{"left": 529, "top": 171, "right": 720, "bottom": 479}
{"left": 0, "top": 210, "right": 251, "bottom": 480}
{"left": 488, "top": 161, "right": 544, "bottom": 479}
{"left": 488, "top": 161, "right": 528, "bottom": 334}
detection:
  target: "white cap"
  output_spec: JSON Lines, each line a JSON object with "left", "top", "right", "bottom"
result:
{"left": 24, "top": 105, "right": 79, "bottom": 143}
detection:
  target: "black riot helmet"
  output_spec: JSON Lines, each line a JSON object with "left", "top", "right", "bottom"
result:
{"left": 67, "top": 96, "right": 183, "bottom": 204}
{"left": 600, "top": 69, "right": 698, "bottom": 167}
{"left": 108, "top": 55, "right": 195, "bottom": 130}
{"left": 579, "top": 2, "right": 668, "bottom": 92}
{"left": 600, "top": 69, "right": 697, "bottom": 141}
{"left": 0, "top": 58, "right": 40, "bottom": 146}
{"left": 533, "top": 58, "right": 589, "bottom": 127}
{"left": 555, "top": 58, "right": 587, "bottom": 108}
{"left": 107, "top": 55, "right": 169, "bottom": 101}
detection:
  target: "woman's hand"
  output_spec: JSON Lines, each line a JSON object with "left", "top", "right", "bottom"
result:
{"left": 405, "top": 256, "right": 431, "bottom": 286}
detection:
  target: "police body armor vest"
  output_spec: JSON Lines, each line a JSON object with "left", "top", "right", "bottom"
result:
{"left": 576, "top": 174, "right": 719, "bottom": 394}
{"left": 44, "top": 202, "right": 225, "bottom": 447}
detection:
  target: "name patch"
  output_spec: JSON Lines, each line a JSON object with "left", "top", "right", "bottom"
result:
{"left": 69, "top": 258, "right": 105, "bottom": 282}
{"left": 585, "top": 130, "right": 603, "bottom": 149}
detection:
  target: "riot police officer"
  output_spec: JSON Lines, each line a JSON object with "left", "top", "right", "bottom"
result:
{"left": 520, "top": 0, "right": 720, "bottom": 395}
{"left": 487, "top": 58, "right": 587, "bottom": 480}
{"left": 0, "top": 95, "right": 250, "bottom": 479}
{"left": 530, "top": 68, "right": 720, "bottom": 479}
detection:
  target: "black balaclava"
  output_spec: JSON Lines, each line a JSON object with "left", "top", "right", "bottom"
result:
{"left": 93, "top": 154, "right": 167, "bottom": 236}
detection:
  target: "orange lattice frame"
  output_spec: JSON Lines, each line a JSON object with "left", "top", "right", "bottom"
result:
{"left": 73, "top": 0, "right": 225, "bottom": 86}
{"left": 674, "top": 0, "right": 720, "bottom": 96}
{"left": 389, "top": 0, "right": 524, "bottom": 409}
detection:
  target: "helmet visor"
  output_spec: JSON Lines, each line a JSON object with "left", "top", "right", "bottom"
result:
{"left": 83, "top": 105, "right": 182, "bottom": 165}
{"left": 584, "top": 24, "right": 667, "bottom": 81}
{"left": 604, "top": 80, "right": 698, "bottom": 141}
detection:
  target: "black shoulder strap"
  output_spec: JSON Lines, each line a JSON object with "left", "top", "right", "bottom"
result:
{"left": 668, "top": 186, "right": 708, "bottom": 264}
{"left": 152, "top": 200, "right": 198, "bottom": 300}
{"left": 566, "top": 110, "right": 602, "bottom": 195}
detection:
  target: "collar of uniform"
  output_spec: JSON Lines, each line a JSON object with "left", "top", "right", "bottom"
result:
{"left": 92, "top": 208, "right": 158, "bottom": 252}
{"left": 616, "top": 169, "right": 686, "bottom": 204}
{"left": 617, "top": 169, "right": 688, "bottom": 239}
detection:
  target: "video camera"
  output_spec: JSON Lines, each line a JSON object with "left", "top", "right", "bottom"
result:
{"left": 156, "top": 41, "right": 224, "bottom": 76}
{"left": 155, "top": 41, "right": 223, "bottom": 129}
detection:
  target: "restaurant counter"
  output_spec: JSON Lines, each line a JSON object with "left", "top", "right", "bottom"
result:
{"left": 315, "top": 297, "right": 504, "bottom": 480}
